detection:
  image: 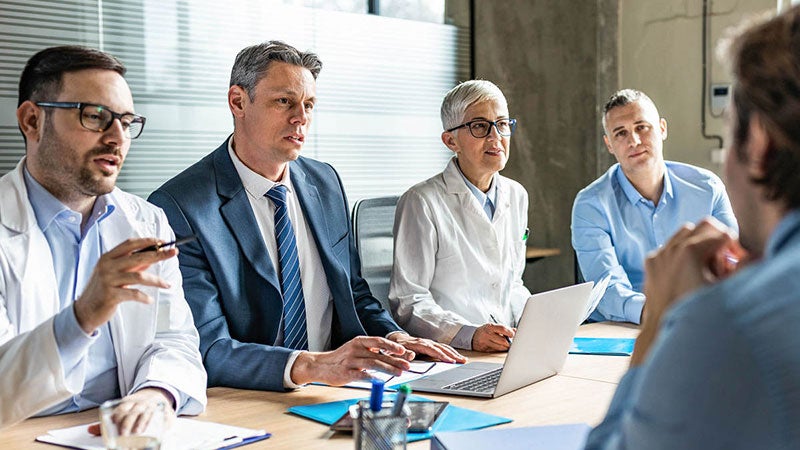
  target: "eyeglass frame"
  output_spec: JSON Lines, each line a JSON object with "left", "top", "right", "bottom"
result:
{"left": 446, "top": 118, "right": 517, "bottom": 138}
{"left": 368, "top": 361, "right": 438, "bottom": 385}
{"left": 35, "top": 101, "right": 146, "bottom": 139}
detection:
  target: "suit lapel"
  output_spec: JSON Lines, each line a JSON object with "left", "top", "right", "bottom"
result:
{"left": 291, "top": 160, "right": 345, "bottom": 277}
{"left": 214, "top": 146, "right": 281, "bottom": 291}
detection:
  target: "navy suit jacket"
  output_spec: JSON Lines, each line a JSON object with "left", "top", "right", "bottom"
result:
{"left": 148, "top": 140, "right": 402, "bottom": 391}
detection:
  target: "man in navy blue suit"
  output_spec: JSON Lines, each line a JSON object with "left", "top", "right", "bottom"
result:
{"left": 149, "top": 41, "right": 465, "bottom": 391}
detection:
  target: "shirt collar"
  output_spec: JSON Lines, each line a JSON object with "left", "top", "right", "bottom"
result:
{"left": 23, "top": 165, "right": 115, "bottom": 233}
{"left": 228, "top": 136, "right": 294, "bottom": 197}
{"left": 454, "top": 158, "right": 497, "bottom": 208}
{"left": 765, "top": 209, "right": 800, "bottom": 258}
{"left": 614, "top": 163, "right": 672, "bottom": 205}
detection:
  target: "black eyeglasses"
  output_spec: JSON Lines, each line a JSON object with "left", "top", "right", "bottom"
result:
{"left": 36, "top": 102, "right": 146, "bottom": 139}
{"left": 368, "top": 361, "right": 437, "bottom": 385}
{"left": 446, "top": 118, "right": 517, "bottom": 138}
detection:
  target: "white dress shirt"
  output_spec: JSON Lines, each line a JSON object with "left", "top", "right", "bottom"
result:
{"left": 228, "top": 139, "right": 333, "bottom": 386}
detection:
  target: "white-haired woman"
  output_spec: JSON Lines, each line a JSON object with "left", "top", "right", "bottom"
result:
{"left": 389, "top": 80, "right": 532, "bottom": 352}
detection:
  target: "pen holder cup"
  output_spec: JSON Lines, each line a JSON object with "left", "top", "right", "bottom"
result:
{"left": 354, "top": 400, "right": 409, "bottom": 450}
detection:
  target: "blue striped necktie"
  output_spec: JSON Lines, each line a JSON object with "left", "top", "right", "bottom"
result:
{"left": 265, "top": 185, "right": 308, "bottom": 350}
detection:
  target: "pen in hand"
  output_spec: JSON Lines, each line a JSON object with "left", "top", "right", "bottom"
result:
{"left": 489, "top": 314, "right": 513, "bottom": 346}
{"left": 133, "top": 235, "right": 198, "bottom": 254}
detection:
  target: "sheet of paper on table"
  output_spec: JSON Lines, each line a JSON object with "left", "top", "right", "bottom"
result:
{"left": 36, "top": 417, "right": 269, "bottom": 450}
{"left": 341, "top": 361, "right": 460, "bottom": 390}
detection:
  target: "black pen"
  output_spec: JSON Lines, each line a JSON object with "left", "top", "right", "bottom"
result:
{"left": 133, "top": 235, "right": 198, "bottom": 253}
{"left": 489, "top": 314, "right": 513, "bottom": 346}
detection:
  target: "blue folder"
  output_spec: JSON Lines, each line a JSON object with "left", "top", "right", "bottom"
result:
{"left": 287, "top": 394, "right": 512, "bottom": 443}
{"left": 569, "top": 337, "right": 635, "bottom": 356}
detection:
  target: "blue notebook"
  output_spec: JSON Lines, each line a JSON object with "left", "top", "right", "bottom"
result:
{"left": 570, "top": 337, "right": 635, "bottom": 356}
{"left": 288, "top": 394, "right": 512, "bottom": 443}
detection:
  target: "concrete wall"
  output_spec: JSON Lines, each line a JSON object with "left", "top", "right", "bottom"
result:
{"left": 472, "top": 0, "right": 619, "bottom": 293}
{"left": 619, "top": 0, "right": 774, "bottom": 173}
{"left": 468, "top": 0, "right": 775, "bottom": 293}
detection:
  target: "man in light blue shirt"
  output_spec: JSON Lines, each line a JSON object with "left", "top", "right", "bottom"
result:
{"left": 571, "top": 89, "right": 737, "bottom": 324}
{"left": 0, "top": 46, "right": 206, "bottom": 430}
{"left": 585, "top": 7, "right": 800, "bottom": 448}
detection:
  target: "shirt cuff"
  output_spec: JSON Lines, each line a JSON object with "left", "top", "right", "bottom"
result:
{"left": 385, "top": 330, "right": 407, "bottom": 340}
{"left": 53, "top": 304, "right": 98, "bottom": 375}
{"left": 133, "top": 382, "right": 181, "bottom": 413}
{"left": 450, "top": 325, "right": 477, "bottom": 350}
{"left": 283, "top": 350, "right": 304, "bottom": 389}
{"left": 624, "top": 295, "right": 646, "bottom": 324}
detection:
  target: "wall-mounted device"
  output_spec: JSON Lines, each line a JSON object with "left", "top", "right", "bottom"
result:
{"left": 710, "top": 83, "right": 731, "bottom": 116}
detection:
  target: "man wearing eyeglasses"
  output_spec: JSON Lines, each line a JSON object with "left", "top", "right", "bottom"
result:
{"left": 0, "top": 46, "right": 206, "bottom": 430}
{"left": 571, "top": 89, "right": 738, "bottom": 325}
{"left": 389, "top": 80, "right": 531, "bottom": 352}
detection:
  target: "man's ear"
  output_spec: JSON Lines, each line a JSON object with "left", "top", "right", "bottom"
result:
{"left": 228, "top": 85, "right": 248, "bottom": 119}
{"left": 660, "top": 118, "right": 668, "bottom": 141}
{"left": 441, "top": 131, "right": 459, "bottom": 153}
{"left": 16, "top": 101, "right": 43, "bottom": 144}
{"left": 603, "top": 134, "right": 613, "bottom": 154}
{"left": 746, "top": 114, "right": 770, "bottom": 179}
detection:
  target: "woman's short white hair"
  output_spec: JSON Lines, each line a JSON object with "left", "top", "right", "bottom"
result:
{"left": 440, "top": 80, "right": 508, "bottom": 131}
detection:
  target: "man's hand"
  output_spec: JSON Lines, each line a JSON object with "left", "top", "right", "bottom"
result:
{"left": 472, "top": 323, "right": 515, "bottom": 352}
{"left": 290, "top": 336, "right": 413, "bottom": 386}
{"left": 388, "top": 332, "right": 467, "bottom": 363}
{"left": 74, "top": 238, "right": 177, "bottom": 334}
{"left": 88, "top": 388, "right": 175, "bottom": 436}
{"left": 632, "top": 218, "right": 745, "bottom": 365}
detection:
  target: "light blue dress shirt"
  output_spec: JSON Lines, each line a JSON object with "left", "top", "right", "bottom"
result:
{"left": 571, "top": 161, "right": 737, "bottom": 323}
{"left": 23, "top": 169, "right": 120, "bottom": 415}
{"left": 585, "top": 209, "right": 800, "bottom": 450}
{"left": 458, "top": 167, "right": 498, "bottom": 221}
{"left": 24, "top": 169, "right": 183, "bottom": 414}
{"left": 450, "top": 160, "right": 498, "bottom": 350}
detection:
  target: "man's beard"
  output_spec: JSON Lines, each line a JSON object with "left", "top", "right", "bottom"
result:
{"left": 36, "top": 124, "right": 123, "bottom": 200}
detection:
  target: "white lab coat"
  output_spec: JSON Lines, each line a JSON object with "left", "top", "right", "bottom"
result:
{"left": 0, "top": 159, "right": 207, "bottom": 430}
{"left": 389, "top": 158, "right": 532, "bottom": 344}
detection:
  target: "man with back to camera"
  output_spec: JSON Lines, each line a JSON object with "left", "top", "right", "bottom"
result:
{"left": 585, "top": 6, "right": 800, "bottom": 448}
{"left": 571, "top": 89, "right": 738, "bottom": 324}
{"left": 148, "top": 40, "right": 466, "bottom": 392}
{"left": 0, "top": 46, "right": 206, "bottom": 431}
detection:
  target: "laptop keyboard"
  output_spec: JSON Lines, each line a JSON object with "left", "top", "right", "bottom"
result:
{"left": 442, "top": 367, "right": 503, "bottom": 393}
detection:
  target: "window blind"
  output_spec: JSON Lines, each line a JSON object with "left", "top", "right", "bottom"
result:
{"left": 0, "top": 0, "right": 469, "bottom": 203}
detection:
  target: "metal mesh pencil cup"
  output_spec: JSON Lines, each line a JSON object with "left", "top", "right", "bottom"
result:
{"left": 354, "top": 400, "right": 408, "bottom": 450}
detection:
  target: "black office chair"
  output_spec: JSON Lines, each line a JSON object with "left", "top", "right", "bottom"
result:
{"left": 351, "top": 195, "right": 400, "bottom": 313}
{"left": 574, "top": 250, "right": 585, "bottom": 284}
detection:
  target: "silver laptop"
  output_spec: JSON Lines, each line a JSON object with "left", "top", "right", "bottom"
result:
{"left": 406, "top": 282, "right": 594, "bottom": 398}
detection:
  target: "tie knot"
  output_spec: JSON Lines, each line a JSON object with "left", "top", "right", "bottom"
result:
{"left": 266, "top": 184, "right": 288, "bottom": 205}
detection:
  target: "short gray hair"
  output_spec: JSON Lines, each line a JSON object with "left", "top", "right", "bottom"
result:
{"left": 441, "top": 80, "right": 508, "bottom": 130}
{"left": 230, "top": 40, "right": 322, "bottom": 100}
{"left": 601, "top": 89, "right": 658, "bottom": 133}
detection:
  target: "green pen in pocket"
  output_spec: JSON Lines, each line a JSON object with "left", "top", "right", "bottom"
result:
{"left": 522, "top": 227, "right": 529, "bottom": 241}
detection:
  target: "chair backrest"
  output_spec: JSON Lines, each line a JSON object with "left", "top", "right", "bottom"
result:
{"left": 574, "top": 250, "right": 585, "bottom": 284}
{"left": 352, "top": 195, "right": 400, "bottom": 313}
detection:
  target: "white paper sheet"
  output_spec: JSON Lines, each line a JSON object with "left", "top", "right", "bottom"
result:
{"left": 582, "top": 275, "right": 610, "bottom": 323}
{"left": 341, "top": 361, "right": 461, "bottom": 390}
{"left": 36, "top": 418, "right": 267, "bottom": 450}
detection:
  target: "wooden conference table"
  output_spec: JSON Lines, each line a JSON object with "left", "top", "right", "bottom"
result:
{"left": 3, "top": 322, "right": 638, "bottom": 449}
